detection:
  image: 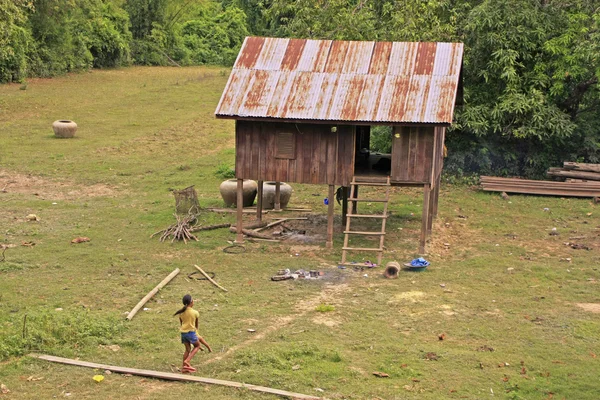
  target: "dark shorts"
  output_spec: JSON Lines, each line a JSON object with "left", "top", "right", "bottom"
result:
{"left": 181, "top": 331, "right": 198, "bottom": 344}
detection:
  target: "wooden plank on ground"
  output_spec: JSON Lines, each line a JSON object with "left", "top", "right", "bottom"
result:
{"left": 31, "top": 354, "right": 320, "bottom": 400}
{"left": 126, "top": 268, "right": 180, "bottom": 321}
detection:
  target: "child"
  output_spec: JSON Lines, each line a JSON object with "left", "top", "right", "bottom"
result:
{"left": 174, "top": 294, "right": 212, "bottom": 373}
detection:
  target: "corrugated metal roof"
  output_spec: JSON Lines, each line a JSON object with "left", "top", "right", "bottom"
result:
{"left": 215, "top": 37, "right": 463, "bottom": 124}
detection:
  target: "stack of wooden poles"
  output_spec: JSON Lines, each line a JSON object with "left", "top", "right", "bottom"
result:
{"left": 481, "top": 162, "right": 600, "bottom": 198}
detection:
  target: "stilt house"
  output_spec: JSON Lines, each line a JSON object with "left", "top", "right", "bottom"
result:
{"left": 215, "top": 37, "right": 464, "bottom": 257}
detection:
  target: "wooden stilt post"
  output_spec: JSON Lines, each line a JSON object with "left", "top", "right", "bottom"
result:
{"left": 427, "top": 185, "right": 435, "bottom": 235}
{"left": 235, "top": 178, "right": 244, "bottom": 244}
{"left": 341, "top": 186, "right": 348, "bottom": 226}
{"left": 256, "top": 180, "right": 263, "bottom": 222}
{"left": 274, "top": 182, "right": 281, "bottom": 211}
{"left": 353, "top": 185, "right": 359, "bottom": 214}
{"left": 419, "top": 184, "right": 431, "bottom": 254}
{"left": 327, "top": 184, "right": 335, "bottom": 248}
{"left": 432, "top": 174, "right": 441, "bottom": 218}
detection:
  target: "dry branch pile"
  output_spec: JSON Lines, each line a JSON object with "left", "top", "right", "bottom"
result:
{"left": 152, "top": 214, "right": 199, "bottom": 243}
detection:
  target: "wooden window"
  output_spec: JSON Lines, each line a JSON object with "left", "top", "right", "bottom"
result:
{"left": 276, "top": 132, "right": 295, "bottom": 159}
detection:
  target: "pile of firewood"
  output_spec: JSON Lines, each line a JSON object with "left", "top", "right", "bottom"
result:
{"left": 548, "top": 162, "right": 600, "bottom": 182}
{"left": 152, "top": 211, "right": 309, "bottom": 244}
{"left": 151, "top": 214, "right": 199, "bottom": 243}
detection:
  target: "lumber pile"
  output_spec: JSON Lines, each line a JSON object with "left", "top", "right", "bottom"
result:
{"left": 547, "top": 162, "right": 600, "bottom": 181}
{"left": 480, "top": 176, "right": 600, "bottom": 198}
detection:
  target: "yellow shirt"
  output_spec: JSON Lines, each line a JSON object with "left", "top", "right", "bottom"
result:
{"left": 179, "top": 307, "right": 199, "bottom": 333}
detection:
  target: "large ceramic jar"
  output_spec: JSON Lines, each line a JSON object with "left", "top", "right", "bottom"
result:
{"left": 219, "top": 179, "right": 258, "bottom": 207}
{"left": 262, "top": 181, "right": 293, "bottom": 209}
{"left": 52, "top": 120, "right": 78, "bottom": 138}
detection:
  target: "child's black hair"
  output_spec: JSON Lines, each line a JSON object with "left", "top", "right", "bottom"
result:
{"left": 174, "top": 294, "right": 192, "bottom": 316}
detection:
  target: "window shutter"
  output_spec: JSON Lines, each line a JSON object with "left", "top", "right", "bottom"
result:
{"left": 276, "top": 132, "right": 295, "bottom": 159}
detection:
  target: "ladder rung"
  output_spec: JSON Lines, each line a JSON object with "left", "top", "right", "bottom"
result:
{"left": 348, "top": 198, "right": 388, "bottom": 202}
{"left": 343, "top": 231, "right": 385, "bottom": 235}
{"left": 347, "top": 214, "right": 388, "bottom": 218}
{"left": 342, "top": 247, "right": 383, "bottom": 252}
{"left": 350, "top": 182, "right": 390, "bottom": 187}
{"left": 338, "top": 262, "right": 378, "bottom": 267}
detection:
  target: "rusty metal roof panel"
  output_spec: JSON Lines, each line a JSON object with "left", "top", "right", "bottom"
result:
{"left": 312, "top": 73, "right": 340, "bottom": 120}
{"left": 403, "top": 75, "right": 433, "bottom": 122}
{"left": 253, "top": 37, "right": 288, "bottom": 71}
{"left": 342, "top": 41, "right": 374, "bottom": 74}
{"left": 387, "top": 42, "right": 419, "bottom": 76}
{"left": 216, "top": 68, "right": 252, "bottom": 116}
{"left": 375, "top": 75, "right": 411, "bottom": 122}
{"left": 266, "top": 71, "right": 294, "bottom": 117}
{"left": 280, "top": 39, "right": 307, "bottom": 71}
{"left": 368, "top": 42, "right": 392, "bottom": 75}
{"left": 237, "top": 70, "right": 280, "bottom": 116}
{"left": 355, "top": 74, "right": 385, "bottom": 121}
{"left": 281, "top": 72, "right": 324, "bottom": 119}
{"left": 215, "top": 37, "right": 464, "bottom": 124}
{"left": 297, "top": 39, "right": 331, "bottom": 72}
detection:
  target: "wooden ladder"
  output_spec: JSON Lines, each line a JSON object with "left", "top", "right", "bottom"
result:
{"left": 340, "top": 176, "right": 391, "bottom": 266}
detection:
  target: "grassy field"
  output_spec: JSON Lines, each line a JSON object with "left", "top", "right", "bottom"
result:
{"left": 1, "top": 66, "right": 599, "bottom": 400}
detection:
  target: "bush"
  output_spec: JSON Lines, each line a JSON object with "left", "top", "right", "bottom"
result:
{"left": 214, "top": 163, "right": 235, "bottom": 179}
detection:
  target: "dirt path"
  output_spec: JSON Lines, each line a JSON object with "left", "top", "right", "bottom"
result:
{"left": 200, "top": 283, "right": 350, "bottom": 365}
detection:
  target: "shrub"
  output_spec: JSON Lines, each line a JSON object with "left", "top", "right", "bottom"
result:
{"left": 214, "top": 163, "right": 235, "bottom": 179}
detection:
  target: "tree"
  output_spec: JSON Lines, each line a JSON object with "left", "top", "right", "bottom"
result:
{"left": 124, "top": 0, "right": 168, "bottom": 39}
{"left": 449, "top": 0, "right": 600, "bottom": 176}
{"left": 0, "top": 0, "right": 34, "bottom": 82}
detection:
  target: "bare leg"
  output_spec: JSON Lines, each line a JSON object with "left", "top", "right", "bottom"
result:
{"left": 184, "top": 341, "right": 202, "bottom": 366}
{"left": 197, "top": 335, "right": 212, "bottom": 352}
{"left": 182, "top": 342, "right": 191, "bottom": 368}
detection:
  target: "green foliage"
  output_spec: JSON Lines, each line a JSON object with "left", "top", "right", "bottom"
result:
{"left": 79, "top": 1, "right": 132, "bottom": 68}
{"left": 315, "top": 304, "right": 335, "bottom": 312}
{"left": 0, "top": 309, "right": 125, "bottom": 360}
{"left": 181, "top": 5, "right": 248, "bottom": 65}
{"left": 124, "top": 0, "right": 168, "bottom": 40}
{"left": 451, "top": 0, "right": 600, "bottom": 177}
{"left": 370, "top": 126, "right": 392, "bottom": 154}
{"left": 214, "top": 163, "right": 235, "bottom": 179}
{"left": 0, "top": 0, "right": 34, "bottom": 82}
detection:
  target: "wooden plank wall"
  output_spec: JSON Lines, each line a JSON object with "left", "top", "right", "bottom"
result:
{"left": 431, "top": 126, "right": 446, "bottom": 185}
{"left": 235, "top": 121, "right": 355, "bottom": 186}
{"left": 390, "top": 126, "right": 435, "bottom": 183}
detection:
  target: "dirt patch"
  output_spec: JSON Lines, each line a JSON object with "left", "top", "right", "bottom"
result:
{"left": 312, "top": 313, "right": 341, "bottom": 327}
{"left": 388, "top": 291, "right": 426, "bottom": 304}
{"left": 576, "top": 303, "right": 600, "bottom": 313}
{"left": 0, "top": 170, "right": 119, "bottom": 200}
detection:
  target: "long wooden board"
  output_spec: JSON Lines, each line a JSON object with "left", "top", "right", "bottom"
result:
{"left": 563, "top": 162, "right": 600, "bottom": 173}
{"left": 31, "top": 354, "right": 320, "bottom": 399}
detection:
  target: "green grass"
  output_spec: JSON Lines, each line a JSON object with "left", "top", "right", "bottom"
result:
{"left": 1, "top": 66, "right": 599, "bottom": 399}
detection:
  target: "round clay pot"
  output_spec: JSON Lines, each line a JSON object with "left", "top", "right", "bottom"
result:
{"left": 219, "top": 179, "right": 258, "bottom": 207}
{"left": 261, "top": 181, "right": 293, "bottom": 209}
{"left": 52, "top": 120, "right": 78, "bottom": 138}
